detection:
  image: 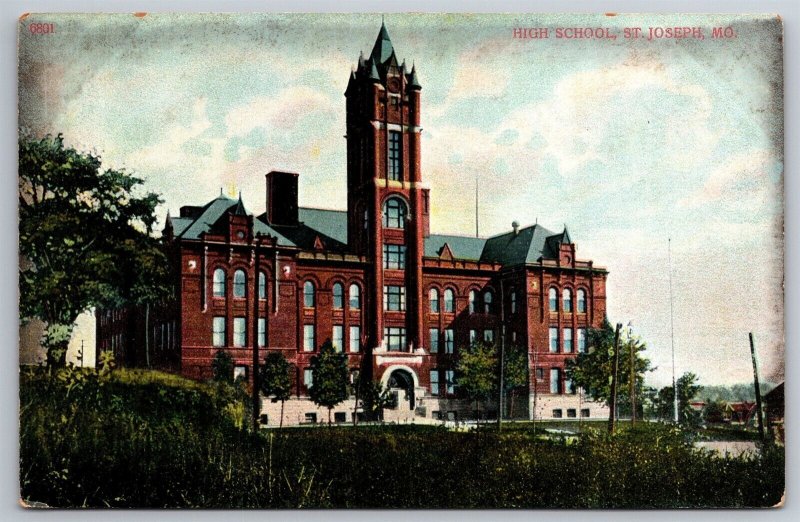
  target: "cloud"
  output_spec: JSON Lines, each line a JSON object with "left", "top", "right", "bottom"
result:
{"left": 224, "top": 87, "right": 334, "bottom": 138}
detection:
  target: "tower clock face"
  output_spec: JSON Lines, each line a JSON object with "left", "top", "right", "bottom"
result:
{"left": 388, "top": 78, "right": 400, "bottom": 93}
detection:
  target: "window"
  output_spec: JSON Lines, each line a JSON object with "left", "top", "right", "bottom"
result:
{"left": 549, "top": 327, "right": 559, "bottom": 353}
{"left": 563, "top": 328, "right": 573, "bottom": 353}
{"left": 349, "top": 284, "right": 361, "bottom": 310}
{"left": 258, "top": 272, "right": 266, "bottom": 299}
{"left": 233, "top": 269, "right": 246, "bottom": 298}
{"left": 469, "top": 330, "right": 477, "bottom": 345}
{"left": 483, "top": 329, "right": 494, "bottom": 343}
{"left": 304, "top": 369, "right": 314, "bottom": 389}
{"left": 444, "top": 329, "right": 454, "bottom": 354}
{"left": 213, "top": 268, "right": 226, "bottom": 297}
{"left": 383, "top": 285, "right": 406, "bottom": 311}
{"left": 445, "top": 370, "right": 455, "bottom": 395}
{"left": 429, "top": 288, "right": 440, "bottom": 313}
{"left": 388, "top": 130, "right": 401, "bottom": 181}
{"left": 258, "top": 318, "right": 266, "bottom": 347}
{"left": 233, "top": 317, "right": 246, "bottom": 347}
{"left": 303, "top": 281, "right": 315, "bottom": 308}
{"left": 382, "top": 197, "right": 406, "bottom": 229}
{"left": 384, "top": 327, "right": 406, "bottom": 352}
{"left": 212, "top": 317, "right": 225, "bottom": 347}
{"left": 430, "top": 370, "right": 440, "bottom": 395}
{"left": 535, "top": 368, "right": 544, "bottom": 381}
{"left": 566, "top": 378, "right": 576, "bottom": 394}
{"left": 552, "top": 409, "right": 563, "bottom": 418}
{"left": 577, "top": 289, "right": 587, "bottom": 313}
{"left": 563, "top": 288, "right": 573, "bottom": 313}
{"left": 233, "top": 365, "right": 248, "bottom": 382}
{"left": 443, "top": 289, "right": 455, "bottom": 313}
{"left": 567, "top": 408, "right": 577, "bottom": 418}
{"left": 483, "top": 291, "right": 493, "bottom": 313}
{"left": 303, "top": 325, "right": 315, "bottom": 352}
{"left": 332, "top": 325, "right": 344, "bottom": 352}
{"left": 549, "top": 288, "right": 558, "bottom": 311}
{"left": 383, "top": 244, "right": 406, "bottom": 270}
{"left": 581, "top": 408, "right": 591, "bottom": 418}
{"left": 334, "top": 412, "right": 347, "bottom": 423}
{"left": 510, "top": 287, "right": 517, "bottom": 314}
{"left": 578, "top": 328, "right": 587, "bottom": 353}
{"left": 304, "top": 412, "right": 317, "bottom": 423}
{"left": 332, "top": 283, "right": 344, "bottom": 309}
{"left": 429, "top": 328, "right": 439, "bottom": 353}
{"left": 349, "top": 326, "right": 360, "bottom": 353}
{"left": 468, "top": 290, "right": 477, "bottom": 314}
{"left": 550, "top": 368, "right": 561, "bottom": 394}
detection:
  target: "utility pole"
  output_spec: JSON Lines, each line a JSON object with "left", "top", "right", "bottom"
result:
{"left": 607, "top": 323, "right": 622, "bottom": 434}
{"left": 749, "top": 333, "right": 766, "bottom": 442}
{"left": 79, "top": 340, "right": 84, "bottom": 368}
{"left": 497, "top": 278, "right": 506, "bottom": 431}
{"left": 668, "top": 238, "right": 678, "bottom": 423}
{"left": 252, "top": 235, "right": 262, "bottom": 433}
{"left": 628, "top": 321, "right": 635, "bottom": 425}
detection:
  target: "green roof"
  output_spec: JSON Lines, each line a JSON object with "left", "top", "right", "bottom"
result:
{"left": 424, "top": 234, "right": 487, "bottom": 260}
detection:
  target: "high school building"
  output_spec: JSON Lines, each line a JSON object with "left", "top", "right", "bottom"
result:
{"left": 97, "top": 23, "right": 609, "bottom": 424}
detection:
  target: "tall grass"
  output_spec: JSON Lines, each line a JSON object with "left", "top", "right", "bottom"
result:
{"left": 19, "top": 367, "right": 784, "bottom": 508}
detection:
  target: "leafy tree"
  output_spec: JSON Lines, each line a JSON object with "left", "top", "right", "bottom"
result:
{"left": 456, "top": 341, "right": 498, "bottom": 416}
{"left": 565, "top": 319, "right": 652, "bottom": 409}
{"left": 211, "top": 350, "right": 234, "bottom": 384}
{"left": 652, "top": 372, "right": 703, "bottom": 424}
{"left": 19, "top": 133, "right": 168, "bottom": 366}
{"left": 358, "top": 378, "right": 392, "bottom": 422}
{"left": 502, "top": 343, "right": 528, "bottom": 419}
{"left": 259, "top": 352, "right": 293, "bottom": 429}
{"left": 703, "top": 398, "right": 728, "bottom": 424}
{"left": 309, "top": 340, "right": 349, "bottom": 425}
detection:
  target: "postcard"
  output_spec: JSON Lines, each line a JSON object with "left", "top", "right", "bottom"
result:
{"left": 18, "top": 13, "right": 784, "bottom": 508}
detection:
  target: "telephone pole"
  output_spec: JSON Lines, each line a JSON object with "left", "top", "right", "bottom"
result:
{"left": 607, "top": 323, "right": 622, "bottom": 434}
{"left": 628, "top": 321, "right": 635, "bottom": 425}
{"left": 749, "top": 333, "right": 765, "bottom": 442}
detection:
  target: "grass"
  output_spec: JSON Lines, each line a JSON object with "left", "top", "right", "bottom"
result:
{"left": 19, "top": 366, "right": 784, "bottom": 508}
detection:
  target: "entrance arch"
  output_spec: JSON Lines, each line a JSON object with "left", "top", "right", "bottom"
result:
{"left": 381, "top": 366, "right": 419, "bottom": 410}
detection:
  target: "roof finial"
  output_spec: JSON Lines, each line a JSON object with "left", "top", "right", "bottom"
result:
{"left": 382, "top": 14, "right": 385, "bottom": 25}
{"left": 220, "top": 187, "right": 223, "bottom": 196}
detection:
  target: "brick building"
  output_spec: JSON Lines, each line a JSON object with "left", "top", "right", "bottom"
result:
{"left": 98, "top": 23, "right": 609, "bottom": 424}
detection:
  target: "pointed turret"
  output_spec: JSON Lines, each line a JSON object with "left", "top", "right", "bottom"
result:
{"left": 407, "top": 63, "right": 421, "bottom": 90}
{"left": 371, "top": 20, "right": 395, "bottom": 65}
{"left": 562, "top": 225, "right": 572, "bottom": 244}
{"left": 233, "top": 192, "right": 247, "bottom": 216}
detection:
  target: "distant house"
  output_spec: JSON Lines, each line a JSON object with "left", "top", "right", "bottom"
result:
{"left": 764, "top": 382, "right": 784, "bottom": 443}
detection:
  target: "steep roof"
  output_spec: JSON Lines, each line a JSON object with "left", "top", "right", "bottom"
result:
{"left": 424, "top": 234, "right": 487, "bottom": 260}
{"left": 268, "top": 208, "right": 348, "bottom": 252}
{"left": 480, "top": 224, "right": 556, "bottom": 265}
{"left": 370, "top": 21, "right": 396, "bottom": 66}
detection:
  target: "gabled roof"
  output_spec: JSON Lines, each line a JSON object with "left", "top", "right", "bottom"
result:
{"left": 480, "top": 224, "right": 556, "bottom": 265}
{"left": 424, "top": 234, "right": 487, "bottom": 260}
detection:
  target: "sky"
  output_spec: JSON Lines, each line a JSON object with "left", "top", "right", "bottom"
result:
{"left": 18, "top": 13, "right": 784, "bottom": 387}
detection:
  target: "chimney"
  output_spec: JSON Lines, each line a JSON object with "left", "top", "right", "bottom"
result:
{"left": 265, "top": 170, "right": 299, "bottom": 226}
{"left": 512, "top": 221, "right": 520, "bottom": 235}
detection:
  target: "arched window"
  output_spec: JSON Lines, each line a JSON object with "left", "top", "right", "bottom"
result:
{"left": 258, "top": 272, "right": 267, "bottom": 300}
{"left": 429, "top": 288, "right": 440, "bottom": 313}
{"left": 577, "top": 289, "right": 587, "bottom": 313}
{"left": 483, "top": 291, "right": 493, "bottom": 314}
{"left": 382, "top": 197, "right": 407, "bottom": 229}
{"left": 468, "top": 290, "right": 477, "bottom": 314}
{"left": 548, "top": 287, "right": 558, "bottom": 311}
{"left": 303, "top": 281, "right": 315, "bottom": 308}
{"left": 332, "top": 283, "right": 344, "bottom": 309}
{"left": 563, "top": 288, "right": 573, "bottom": 313}
{"left": 443, "top": 289, "right": 455, "bottom": 313}
{"left": 349, "top": 284, "right": 361, "bottom": 310}
{"left": 233, "top": 269, "right": 246, "bottom": 298}
{"left": 213, "top": 268, "right": 226, "bottom": 297}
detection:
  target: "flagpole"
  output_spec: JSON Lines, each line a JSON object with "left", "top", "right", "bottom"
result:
{"left": 668, "top": 238, "right": 678, "bottom": 423}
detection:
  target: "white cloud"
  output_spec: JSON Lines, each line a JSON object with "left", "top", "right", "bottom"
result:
{"left": 224, "top": 86, "right": 334, "bottom": 138}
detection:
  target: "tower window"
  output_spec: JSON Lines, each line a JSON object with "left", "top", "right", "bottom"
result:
{"left": 388, "top": 131, "right": 401, "bottom": 181}
{"left": 383, "top": 243, "right": 407, "bottom": 270}
{"left": 384, "top": 327, "right": 406, "bottom": 352}
{"left": 383, "top": 285, "right": 406, "bottom": 311}
{"left": 382, "top": 197, "right": 407, "bottom": 229}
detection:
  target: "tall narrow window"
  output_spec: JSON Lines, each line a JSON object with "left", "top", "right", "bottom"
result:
{"left": 550, "top": 368, "right": 561, "bottom": 394}
{"left": 383, "top": 243, "right": 407, "bottom": 269}
{"left": 212, "top": 316, "right": 226, "bottom": 347}
{"left": 332, "top": 325, "right": 344, "bottom": 352}
{"left": 304, "top": 369, "right": 314, "bottom": 389}
{"left": 563, "top": 288, "right": 573, "bottom": 313}
{"left": 566, "top": 378, "right": 576, "bottom": 394}
{"left": 258, "top": 318, "right": 266, "bottom": 347}
{"left": 349, "top": 326, "right": 360, "bottom": 353}
{"left": 578, "top": 328, "right": 587, "bottom": 353}
{"left": 233, "top": 317, "right": 246, "bottom": 347}
{"left": 443, "top": 289, "right": 455, "bottom": 313}
{"left": 258, "top": 272, "right": 267, "bottom": 300}
{"left": 510, "top": 287, "right": 517, "bottom": 314}
{"left": 388, "top": 130, "right": 401, "bottom": 181}
{"left": 483, "top": 329, "right": 494, "bottom": 343}
{"left": 563, "top": 328, "right": 573, "bottom": 353}
{"left": 468, "top": 290, "right": 477, "bottom": 314}
{"left": 549, "top": 288, "right": 558, "bottom": 311}
{"left": 332, "top": 283, "right": 344, "bottom": 309}
{"left": 430, "top": 370, "right": 440, "bottom": 396}
{"left": 577, "top": 289, "right": 587, "bottom": 313}
{"left": 469, "top": 329, "right": 477, "bottom": 345}
{"left": 303, "top": 325, "right": 315, "bottom": 352}
{"left": 549, "top": 327, "right": 559, "bottom": 353}
{"left": 382, "top": 197, "right": 407, "bottom": 229}
{"left": 445, "top": 370, "right": 455, "bottom": 394}
{"left": 349, "top": 284, "right": 361, "bottom": 310}
{"left": 429, "top": 328, "right": 439, "bottom": 353}
{"left": 233, "top": 270, "right": 246, "bottom": 298}
{"left": 303, "top": 281, "right": 315, "bottom": 308}
{"left": 383, "top": 285, "right": 406, "bottom": 311}
{"left": 213, "top": 268, "right": 226, "bottom": 297}
{"left": 429, "top": 288, "right": 440, "bottom": 313}
{"left": 444, "top": 329, "right": 454, "bottom": 354}
{"left": 483, "top": 291, "right": 493, "bottom": 313}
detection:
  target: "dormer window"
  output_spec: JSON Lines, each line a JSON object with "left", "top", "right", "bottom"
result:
{"left": 388, "top": 131, "right": 401, "bottom": 181}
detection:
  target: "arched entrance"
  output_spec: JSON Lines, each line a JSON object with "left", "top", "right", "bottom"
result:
{"left": 386, "top": 368, "right": 416, "bottom": 410}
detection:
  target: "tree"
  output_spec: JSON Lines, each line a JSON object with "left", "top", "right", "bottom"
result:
{"left": 259, "top": 352, "right": 293, "bottom": 429}
{"left": 653, "top": 372, "right": 703, "bottom": 424}
{"left": 703, "top": 398, "right": 728, "bottom": 424}
{"left": 456, "top": 341, "right": 498, "bottom": 417}
{"left": 358, "top": 378, "right": 392, "bottom": 422}
{"left": 565, "top": 319, "right": 652, "bottom": 411}
{"left": 19, "top": 133, "right": 168, "bottom": 366}
{"left": 502, "top": 343, "right": 528, "bottom": 419}
{"left": 211, "top": 350, "right": 234, "bottom": 383}
{"left": 308, "top": 340, "right": 349, "bottom": 425}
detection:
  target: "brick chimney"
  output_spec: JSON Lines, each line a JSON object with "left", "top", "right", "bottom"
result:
{"left": 265, "top": 170, "right": 299, "bottom": 226}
